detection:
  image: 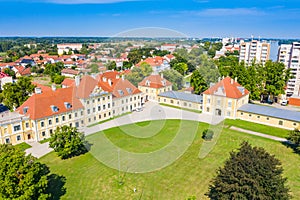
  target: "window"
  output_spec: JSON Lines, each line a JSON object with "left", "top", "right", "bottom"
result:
{"left": 81, "top": 111, "right": 84, "bottom": 116}
{"left": 75, "top": 112, "right": 78, "bottom": 117}
{"left": 17, "top": 135, "right": 21, "bottom": 141}
{"left": 88, "top": 118, "right": 91, "bottom": 122}
{"left": 5, "top": 138, "right": 10, "bottom": 144}
{"left": 93, "top": 108, "right": 96, "bottom": 112}
{"left": 170, "top": 100, "right": 174, "bottom": 104}
{"left": 26, "top": 123, "right": 29, "bottom": 128}
{"left": 130, "top": 97, "right": 132, "bottom": 102}
{"left": 227, "top": 111, "right": 231, "bottom": 116}
{"left": 293, "top": 123, "right": 297, "bottom": 126}
{"left": 87, "top": 109, "right": 90, "bottom": 114}
{"left": 177, "top": 101, "right": 180, "bottom": 105}
{"left": 104, "top": 113, "right": 106, "bottom": 118}
{"left": 42, "top": 131, "right": 45, "bottom": 137}
{"left": 69, "top": 114, "right": 72, "bottom": 119}
{"left": 49, "top": 119, "right": 52, "bottom": 125}
{"left": 206, "top": 107, "right": 210, "bottom": 112}
{"left": 92, "top": 99, "right": 95, "bottom": 103}
{"left": 257, "top": 116, "right": 260, "bottom": 119}
{"left": 228, "top": 102, "right": 232, "bottom": 107}
{"left": 164, "top": 99, "right": 166, "bottom": 102}
{"left": 189, "top": 104, "right": 192, "bottom": 107}
{"left": 41, "top": 121, "right": 44, "bottom": 127}
{"left": 50, "top": 129, "right": 53, "bottom": 134}
{"left": 98, "top": 98, "right": 100, "bottom": 102}
{"left": 56, "top": 118, "right": 59, "bottom": 123}
{"left": 217, "top": 100, "right": 221, "bottom": 106}
{"left": 70, "top": 123, "right": 72, "bottom": 127}
{"left": 266, "top": 117, "right": 269, "bottom": 120}
{"left": 108, "top": 96, "right": 110, "bottom": 99}
{"left": 207, "top": 98, "right": 211, "bottom": 103}
{"left": 241, "top": 112, "right": 243, "bottom": 115}
{"left": 249, "top": 114, "right": 252, "bottom": 117}
{"left": 99, "top": 115, "right": 101, "bottom": 119}
{"left": 103, "top": 105, "right": 106, "bottom": 110}
{"left": 184, "top": 102, "right": 187, "bottom": 106}
{"left": 279, "top": 120, "right": 283, "bottom": 126}
{"left": 108, "top": 103, "right": 110, "bottom": 108}
{"left": 109, "top": 112, "right": 111, "bottom": 116}
{"left": 103, "top": 97, "right": 105, "bottom": 101}
{"left": 98, "top": 106, "right": 101, "bottom": 111}
{"left": 87, "top": 100, "right": 89, "bottom": 104}
{"left": 75, "top": 122, "right": 79, "bottom": 128}
{"left": 62, "top": 116, "right": 65, "bottom": 121}
{"left": 134, "top": 97, "right": 136, "bottom": 101}
{"left": 126, "top": 99, "right": 128, "bottom": 103}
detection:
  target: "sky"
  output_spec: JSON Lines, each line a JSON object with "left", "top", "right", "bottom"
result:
{"left": 0, "top": 0, "right": 299, "bottom": 38}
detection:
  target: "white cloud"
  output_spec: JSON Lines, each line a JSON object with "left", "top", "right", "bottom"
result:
{"left": 183, "top": 8, "right": 265, "bottom": 17}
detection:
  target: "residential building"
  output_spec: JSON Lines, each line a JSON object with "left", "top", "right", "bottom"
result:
{"left": 239, "top": 40, "right": 270, "bottom": 65}
{"left": 0, "top": 72, "right": 13, "bottom": 90}
{"left": 138, "top": 74, "right": 172, "bottom": 102}
{"left": 57, "top": 43, "right": 83, "bottom": 55}
{"left": 202, "top": 77, "right": 249, "bottom": 119}
{"left": 160, "top": 44, "right": 177, "bottom": 53}
{"left": 278, "top": 42, "right": 300, "bottom": 96}
{"left": 158, "top": 91, "right": 202, "bottom": 111}
{"left": 137, "top": 56, "right": 170, "bottom": 73}
{"left": 61, "top": 68, "right": 81, "bottom": 78}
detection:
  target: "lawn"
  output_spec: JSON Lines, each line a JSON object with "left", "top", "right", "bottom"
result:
{"left": 15, "top": 142, "right": 31, "bottom": 151}
{"left": 224, "top": 119, "right": 290, "bottom": 138}
{"left": 40, "top": 120, "right": 300, "bottom": 199}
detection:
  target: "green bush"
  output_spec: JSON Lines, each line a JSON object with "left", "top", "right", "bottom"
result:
{"left": 202, "top": 129, "right": 214, "bottom": 141}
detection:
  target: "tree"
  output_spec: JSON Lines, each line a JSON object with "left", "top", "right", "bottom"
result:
{"left": 88, "top": 63, "right": 99, "bottom": 74}
{"left": 106, "top": 61, "right": 117, "bottom": 71}
{"left": 49, "top": 126, "right": 88, "bottom": 159}
{"left": 207, "top": 142, "right": 290, "bottom": 200}
{"left": 287, "top": 129, "right": 300, "bottom": 151}
{"left": 0, "top": 76, "right": 35, "bottom": 110}
{"left": 0, "top": 144, "right": 50, "bottom": 199}
{"left": 197, "top": 54, "right": 220, "bottom": 85}
{"left": 202, "top": 129, "right": 214, "bottom": 141}
{"left": 173, "top": 62, "right": 188, "bottom": 75}
{"left": 161, "top": 69, "right": 184, "bottom": 90}
{"left": 126, "top": 63, "right": 153, "bottom": 87}
{"left": 190, "top": 70, "right": 208, "bottom": 94}
{"left": 3, "top": 68, "right": 16, "bottom": 79}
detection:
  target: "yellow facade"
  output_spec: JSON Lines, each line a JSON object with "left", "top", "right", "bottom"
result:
{"left": 138, "top": 85, "right": 172, "bottom": 101}
{"left": 237, "top": 111, "right": 299, "bottom": 130}
{"left": 202, "top": 93, "right": 249, "bottom": 119}
{"left": 158, "top": 96, "right": 202, "bottom": 111}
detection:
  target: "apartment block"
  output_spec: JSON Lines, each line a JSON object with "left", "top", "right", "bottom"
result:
{"left": 278, "top": 42, "right": 300, "bottom": 96}
{"left": 239, "top": 40, "right": 270, "bottom": 65}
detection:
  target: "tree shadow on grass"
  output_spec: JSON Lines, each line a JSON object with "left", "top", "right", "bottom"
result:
{"left": 46, "top": 174, "right": 67, "bottom": 200}
{"left": 281, "top": 141, "right": 300, "bottom": 156}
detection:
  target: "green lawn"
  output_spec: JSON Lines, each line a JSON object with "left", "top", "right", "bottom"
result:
{"left": 40, "top": 120, "right": 300, "bottom": 199}
{"left": 39, "top": 138, "right": 51, "bottom": 144}
{"left": 224, "top": 119, "right": 290, "bottom": 138}
{"left": 87, "top": 112, "right": 132, "bottom": 128}
{"left": 160, "top": 103, "right": 202, "bottom": 113}
{"left": 15, "top": 142, "right": 31, "bottom": 151}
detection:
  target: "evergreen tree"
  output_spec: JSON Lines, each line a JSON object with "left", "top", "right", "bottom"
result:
{"left": 207, "top": 142, "right": 290, "bottom": 200}
{"left": 190, "top": 70, "right": 208, "bottom": 94}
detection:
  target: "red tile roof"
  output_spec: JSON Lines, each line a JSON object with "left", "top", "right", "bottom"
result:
{"left": 62, "top": 78, "right": 75, "bottom": 87}
{"left": 138, "top": 74, "right": 172, "bottom": 89}
{"left": 32, "top": 82, "right": 52, "bottom": 92}
{"left": 203, "top": 77, "right": 249, "bottom": 99}
{"left": 17, "top": 87, "right": 84, "bottom": 120}
{"left": 98, "top": 71, "right": 141, "bottom": 98}
{"left": 137, "top": 56, "right": 164, "bottom": 67}
{"left": 75, "top": 75, "right": 98, "bottom": 99}
{"left": 15, "top": 66, "right": 31, "bottom": 76}
{"left": 61, "top": 68, "right": 80, "bottom": 75}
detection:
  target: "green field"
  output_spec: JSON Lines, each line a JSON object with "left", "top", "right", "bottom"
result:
{"left": 159, "top": 103, "right": 202, "bottom": 113}
{"left": 40, "top": 120, "right": 300, "bottom": 199}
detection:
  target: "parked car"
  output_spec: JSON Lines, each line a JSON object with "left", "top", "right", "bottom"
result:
{"left": 135, "top": 108, "right": 143, "bottom": 112}
{"left": 281, "top": 100, "right": 288, "bottom": 106}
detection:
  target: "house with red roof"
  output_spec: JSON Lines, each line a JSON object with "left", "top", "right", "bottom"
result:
{"left": 0, "top": 72, "right": 13, "bottom": 90}
{"left": 202, "top": 77, "right": 249, "bottom": 119}
{"left": 138, "top": 74, "right": 172, "bottom": 102}
{"left": 61, "top": 68, "right": 81, "bottom": 77}
{"left": 136, "top": 56, "right": 170, "bottom": 73}
{"left": 13, "top": 66, "right": 31, "bottom": 77}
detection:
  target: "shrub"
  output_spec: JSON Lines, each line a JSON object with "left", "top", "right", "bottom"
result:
{"left": 202, "top": 129, "right": 214, "bottom": 141}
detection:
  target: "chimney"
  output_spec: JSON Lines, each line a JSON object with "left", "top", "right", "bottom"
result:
{"left": 122, "top": 75, "right": 125, "bottom": 80}
{"left": 230, "top": 78, "right": 234, "bottom": 84}
{"left": 218, "top": 77, "right": 221, "bottom": 82}
{"left": 235, "top": 77, "right": 238, "bottom": 83}
{"left": 75, "top": 75, "right": 80, "bottom": 86}
{"left": 161, "top": 73, "right": 164, "bottom": 79}
{"left": 108, "top": 79, "right": 112, "bottom": 86}
{"left": 51, "top": 84, "right": 56, "bottom": 91}
{"left": 35, "top": 87, "right": 42, "bottom": 94}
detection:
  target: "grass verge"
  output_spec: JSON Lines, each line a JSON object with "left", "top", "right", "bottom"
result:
{"left": 160, "top": 103, "right": 201, "bottom": 113}
{"left": 87, "top": 112, "right": 132, "bottom": 128}
{"left": 15, "top": 142, "right": 31, "bottom": 151}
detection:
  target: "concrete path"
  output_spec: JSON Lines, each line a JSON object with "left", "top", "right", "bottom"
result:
{"left": 83, "top": 101, "right": 224, "bottom": 136}
{"left": 230, "top": 126, "right": 288, "bottom": 142}
{"left": 25, "top": 141, "right": 53, "bottom": 158}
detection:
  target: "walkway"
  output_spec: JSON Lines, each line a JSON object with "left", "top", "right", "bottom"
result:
{"left": 25, "top": 141, "right": 53, "bottom": 159}
{"left": 83, "top": 101, "right": 224, "bottom": 135}
{"left": 230, "top": 126, "right": 288, "bottom": 142}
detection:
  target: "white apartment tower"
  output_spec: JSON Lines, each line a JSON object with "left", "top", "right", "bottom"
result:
{"left": 239, "top": 40, "right": 270, "bottom": 65}
{"left": 278, "top": 42, "right": 300, "bottom": 97}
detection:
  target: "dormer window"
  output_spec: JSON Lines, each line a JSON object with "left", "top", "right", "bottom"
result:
{"left": 64, "top": 102, "right": 72, "bottom": 109}
{"left": 146, "top": 80, "right": 151, "bottom": 86}
{"left": 23, "top": 107, "right": 28, "bottom": 114}
{"left": 118, "top": 90, "right": 124, "bottom": 96}
{"left": 161, "top": 80, "right": 166, "bottom": 86}
{"left": 50, "top": 105, "right": 59, "bottom": 112}
{"left": 126, "top": 88, "right": 132, "bottom": 94}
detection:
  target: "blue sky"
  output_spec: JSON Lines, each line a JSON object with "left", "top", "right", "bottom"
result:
{"left": 0, "top": 0, "right": 299, "bottom": 38}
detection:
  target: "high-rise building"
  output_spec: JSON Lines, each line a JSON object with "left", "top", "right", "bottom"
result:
{"left": 278, "top": 42, "right": 300, "bottom": 96}
{"left": 239, "top": 40, "right": 270, "bottom": 65}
